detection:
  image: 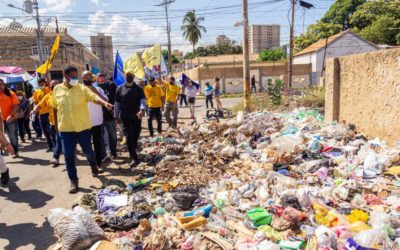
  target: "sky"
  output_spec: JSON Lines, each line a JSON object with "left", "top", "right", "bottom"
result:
{"left": 0, "top": 0, "right": 335, "bottom": 59}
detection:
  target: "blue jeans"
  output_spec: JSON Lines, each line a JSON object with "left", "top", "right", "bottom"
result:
{"left": 40, "top": 113, "right": 53, "bottom": 149}
{"left": 103, "top": 120, "right": 117, "bottom": 157}
{"left": 32, "top": 115, "right": 42, "bottom": 137}
{"left": 60, "top": 129, "right": 96, "bottom": 182}
{"left": 4, "top": 121, "right": 18, "bottom": 154}
{"left": 50, "top": 125, "right": 62, "bottom": 160}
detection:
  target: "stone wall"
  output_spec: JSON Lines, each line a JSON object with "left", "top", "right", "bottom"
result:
{"left": 324, "top": 48, "right": 400, "bottom": 145}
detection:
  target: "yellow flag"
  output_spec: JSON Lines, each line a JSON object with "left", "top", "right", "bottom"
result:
{"left": 124, "top": 52, "right": 146, "bottom": 80}
{"left": 36, "top": 34, "right": 61, "bottom": 74}
{"left": 142, "top": 44, "right": 161, "bottom": 68}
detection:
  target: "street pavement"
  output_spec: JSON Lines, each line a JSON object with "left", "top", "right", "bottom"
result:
{"left": 0, "top": 97, "right": 242, "bottom": 250}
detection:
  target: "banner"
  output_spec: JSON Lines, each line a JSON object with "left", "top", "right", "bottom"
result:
{"left": 144, "top": 56, "right": 168, "bottom": 79}
{"left": 113, "top": 52, "right": 125, "bottom": 86}
{"left": 124, "top": 52, "right": 146, "bottom": 80}
{"left": 36, "top": 34, "right": 61, "bottom": 74}
{"left": 182, "top": 73, "right": 200, "bottom": 90}
{"left": 142, "top": 45, "right": 161, "bottom": 69}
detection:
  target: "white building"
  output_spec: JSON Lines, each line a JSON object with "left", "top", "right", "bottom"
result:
{"left": 293, "top": 30, "right": 379, "bottom": 85}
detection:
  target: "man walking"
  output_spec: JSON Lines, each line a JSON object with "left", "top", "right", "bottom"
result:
{"left": 95, "top": 73, "right": 118, "bottom": 160}
{"left": 114, "top": 72, "right": 146, "bottom": 168}
{"left": 0, "top": 79, "right": 20, "bottom": 157}
{"left": 251, "top": 75, "right": 257, "bottom": 94}
{"left": 52, "top": 66, "right": 113, "bottom": 194}
{"left": 0, "top": 107, "right": 14, "bottom": 185}
{"left": 33, "top": 78, "right": 54, "bottom": 152}
{"left": 144, "top": 77, "right": 165, "bottom": 137}
{"left": 83, "top": 71, "right": 107, "bottom": 171}
{"left": 163, "top": 77, "right": 180, "bottom": 129}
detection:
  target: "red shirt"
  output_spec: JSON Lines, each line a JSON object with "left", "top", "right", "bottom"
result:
{"left": 0, "top": 90, "right": 20, "bottom": 120}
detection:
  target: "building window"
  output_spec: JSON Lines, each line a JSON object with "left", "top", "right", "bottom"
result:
{"left": 32, "top": 46, "right": 49, "bottom": 56}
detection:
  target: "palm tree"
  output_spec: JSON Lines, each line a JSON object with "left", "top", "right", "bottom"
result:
{"left": 181, "top": 10, "right": 206, "bottom": 59}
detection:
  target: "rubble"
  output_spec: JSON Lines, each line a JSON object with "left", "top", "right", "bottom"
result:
{"left": 50, "top": 108, "right": 400, "bottom": 250}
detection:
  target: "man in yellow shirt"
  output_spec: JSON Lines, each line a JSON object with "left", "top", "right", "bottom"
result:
{"left": 33, "top": 78, "right": 54, "bottom": 152}
{"left": 162, "top": 76, "right": 180, "bottom": 129}
{"left": 144, "top": 77, "right": 165, "bottom": 137}
{"left": 52, "top": 66, "right": 113, "bottom": 194}
{"left": 33, "top": 80, "right": 62, "bottom": 166}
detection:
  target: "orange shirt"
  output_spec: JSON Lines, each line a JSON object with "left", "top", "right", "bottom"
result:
{"left": 0, "top": 90, "right": 20, "bottom": 120}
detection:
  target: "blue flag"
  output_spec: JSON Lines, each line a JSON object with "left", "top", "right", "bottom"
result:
{"left": 182, "top": 73, "right": 200, "bottom": 90}
{"left": 113, "top": 52, "right": 125, "bottom": 86}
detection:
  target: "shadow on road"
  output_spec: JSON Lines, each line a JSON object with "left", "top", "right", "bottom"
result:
{"left": 0, "top": 178, "right": 54, "bottom": 209}
{"left": 0, "top": 221, "right": 56, "bottom": 250}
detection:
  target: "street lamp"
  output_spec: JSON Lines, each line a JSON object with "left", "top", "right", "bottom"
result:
{"left": 7, "top": 0, "right": 44, "bottom": 64}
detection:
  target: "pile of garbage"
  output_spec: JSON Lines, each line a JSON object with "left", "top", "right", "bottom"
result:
{"left": 49, "top": 109, "right": 400, "bottom": 250}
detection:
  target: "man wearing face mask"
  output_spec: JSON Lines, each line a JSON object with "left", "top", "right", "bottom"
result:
{"left": 32, "top": 78, "right": 54, "bottom": 152}
{"left": 144, "top": 77, "right": 165, "bottom": 137}
{"left": 52, "top": 66, "right": 113, "bottom": 194}
{"left": 162, "top": 76, "right": 180, "bottom": 129}
{"left": 82, "top": 71, "right": 107, "bottom": 172}
{"left": 114, "top": 72, "right": 146, "bottom": 168}
{"left": 94, "top": 73, "right": 117, "bottom": 160}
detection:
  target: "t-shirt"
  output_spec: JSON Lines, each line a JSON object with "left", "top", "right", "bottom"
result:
{"left": 144, "top": 84, "right": 164, "bottom": 108}
{"left": 88, "top": 86, "right": 105, "bottom": 127}
{"left": 38, "top": 92, "right": 55, "bottom": 125}
{"left": 95, "top": 82, "right": 116, "bottom": 121}
{"left": 115, "top": 84, "right": 146, "bottom": 120}
{"left": 33, "top": 87, "right": 51, "bottom": 115}
{"left": 0, "top": 90, "right": 19, "bottom": 120}
{"left": 162, "top": 82, "right": 180, "bottom": 103}
{"left": 185, "top": 85, "right": 198, "bottom": 98}
{"left": 52, "top": 83, "right": 98, "bottom": 132}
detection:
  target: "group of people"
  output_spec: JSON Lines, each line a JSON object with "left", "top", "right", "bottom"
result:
{"left": 0, "top": 65, "right": 225, "bottom": 194}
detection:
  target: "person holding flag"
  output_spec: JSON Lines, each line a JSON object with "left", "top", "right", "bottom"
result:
{"left": 162, "top": 76, "right": 180, "bottom": 129}
{"left": 144, "top": 77, "right": 165, "bottom": 136}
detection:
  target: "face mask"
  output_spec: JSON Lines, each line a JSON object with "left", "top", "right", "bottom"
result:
{"left": 126, "top": 76, "right": 134, "bottom": 83}
{"left": 69, "top": 78, "right": 79, "bottom": 86}
{"left": 39, "top": 85, "right": 45, "bottom": 90}
{"left": 83, "top": 80, "right": 92, "bottom": 86}
{"left": 18, "top": 96, "right": 23, "bottom": 101}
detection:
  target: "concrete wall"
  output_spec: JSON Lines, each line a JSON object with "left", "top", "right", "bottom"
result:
{"left": 324, "top": 48, "right": 400, "bottom": 145}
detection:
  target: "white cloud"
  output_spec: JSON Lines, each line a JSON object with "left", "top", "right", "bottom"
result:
{"left": 90, "top": 0, "right": 101, "bottom": 5}
{"left": 69, "top": 11, "right": 191, "bottom": 59}
{"left": 41, "top": 0, "right": 76, "bottom": 12}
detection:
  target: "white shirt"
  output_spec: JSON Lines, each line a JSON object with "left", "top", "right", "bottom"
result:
{"left": 185, "top": 85, "right": 198, "bottom": 98}
{"left": 88, "top": 86, "right": 107, "bottom": 127}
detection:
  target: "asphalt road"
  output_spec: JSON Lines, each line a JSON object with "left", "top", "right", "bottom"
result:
{"left": 0, "top": 97, "right": 242, "bottom": 250}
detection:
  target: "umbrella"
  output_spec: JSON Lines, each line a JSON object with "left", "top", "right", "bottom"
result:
{"left": 0, "top": 66, "right": 33, "bottom": 84}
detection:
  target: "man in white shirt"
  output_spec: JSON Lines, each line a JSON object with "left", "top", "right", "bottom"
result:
{"left": 82, "top": 71, "right": 107, "bottom": 171}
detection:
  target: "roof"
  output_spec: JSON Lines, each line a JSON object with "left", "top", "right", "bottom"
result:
{"left": 0, "top": 27, "right": 68, "bottom": 36}
{"left": 295, "top": 30, "right": 379, "bottom": 57}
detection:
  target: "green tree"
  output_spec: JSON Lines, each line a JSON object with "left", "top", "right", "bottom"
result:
{"left": 181, "top": 10, "right": 207, "bottom": 57}
{"left": 257, "top": 48, "right": 286, "bottom": 62}
{"left": 295, "top": 22, "right": 342, "bottom": 53}
{"left": 320, "top": 0, "right": 366, "bottom": 30}
{"left": 162, "top": 49, "right": 181, "bottom": 64}
{"left": 359, "top": 15, "right": 400, "bottom": 45}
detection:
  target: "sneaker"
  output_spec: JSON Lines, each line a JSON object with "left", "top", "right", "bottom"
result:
{"left": 1, "top": 169, "right": 10, "bottom": 185}
{"left": 69, "top": 180, "right": 79, "bottom": 194}
{"left": 46, "top": 148, "right": 53, "bottom": 153}
{"left": 50, "top": 158, "right": 60, "bottom": 166}
{"left": 129, "top": 159, "right": 139, "bottom": 168}
{"left": 90, "top": 165, "right": 99, "bottom": 177}
{"left": 12, "top": 153, "right": 18, "bottom": 159}
{"left": 101, "top": 155, "right": 110, "bottom": 163}
{"left": 97, "top": 166, "right": 104, "bottom": 174}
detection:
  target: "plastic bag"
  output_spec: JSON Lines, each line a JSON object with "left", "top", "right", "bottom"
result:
{"left": 354, "top": 228, "right": 390, "bottom": 249}
{"left": 48, "top": 207, "right": 105, "bottom": 250}
{"left": 369, "top": 211, "right": 391, "bottom": 228}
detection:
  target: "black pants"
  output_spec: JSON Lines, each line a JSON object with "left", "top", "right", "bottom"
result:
{"left": 180, "top": 94, "right": 188, "bottom": 106}
{"left": 205, "top": 94, "right": 214, "bottom": 109}
{"left": 17, "top": 118, "right": 31, "bottom": 140}
{"left": 90, "top": 125, "right": 103, "bottom": 166}
{"left": 148, "top": 108, "right": 162, "bottom": 136}
{"left": 122, "top": 118, "right": 142, "bottom": 161}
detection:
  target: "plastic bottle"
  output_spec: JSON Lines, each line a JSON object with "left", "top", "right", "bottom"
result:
{"left": 183, "top": 204, "right": 213, "bottom": 218}
{"left": 221, "top": 207, "right": 245, "bottom": 220}
{"left": 128, "top": 177, "right": 154, "bottom": 191}
{"left": 206, "top": 223, "right": 234, "bottom": 237}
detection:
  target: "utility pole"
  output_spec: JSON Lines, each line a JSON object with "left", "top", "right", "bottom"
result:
{"left": 156, "top": 0, "right": 174, "bottom": 75}
{"left": 288, "top": 0, "right": 295, "bottom": 89}
{"left": 242, "top": 0, "right": 251, "bottom": 111}
{"left": 33, "top": 0, "right": 44, "bottom": 65}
